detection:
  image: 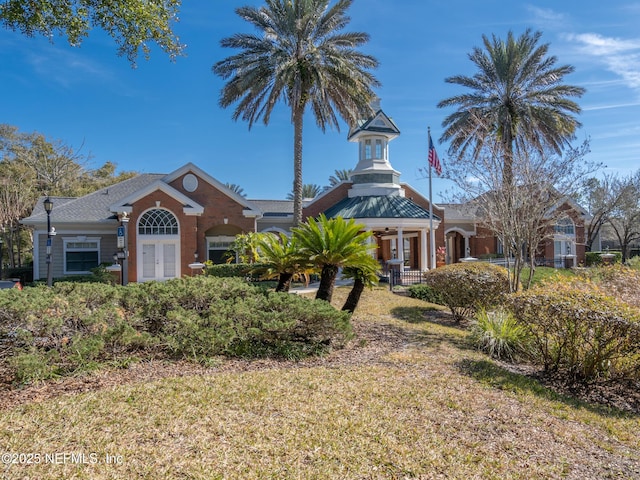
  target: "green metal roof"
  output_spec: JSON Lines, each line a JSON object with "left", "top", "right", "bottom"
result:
{"left": 323, "top": 196, "right": 440, "bottom": 221}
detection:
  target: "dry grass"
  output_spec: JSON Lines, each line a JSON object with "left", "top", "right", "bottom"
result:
{"left": 1, "top": 287, "right": 639, "bottom": 479}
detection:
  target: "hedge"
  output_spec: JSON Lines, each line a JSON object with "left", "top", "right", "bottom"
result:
{"left": 509, "top": 278, "right": 640, "bottom": 380}
{"left": 0, "top": 276, "right": 352, "bottom": 384}
{"left": 421, "top": 262, "right": 510, "bottom": 322}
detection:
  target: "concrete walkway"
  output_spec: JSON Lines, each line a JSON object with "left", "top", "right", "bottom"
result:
{"left": 290, "top": 277, "right": 353, "bottom": 295}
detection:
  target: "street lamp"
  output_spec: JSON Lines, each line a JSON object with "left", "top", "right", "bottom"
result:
{"left": 120, "top": 212, "right": 129, "bottom": 286}
{"left": 44, "top": 197, "right": 54, "bottom": 287}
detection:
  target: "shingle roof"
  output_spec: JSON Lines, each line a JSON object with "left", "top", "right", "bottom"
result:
{"left": 323, "top": 195, "right": 441, "bottom": 221}
{"left": 347, "top": 110, "right": 400, "bottom": 140}
{"left": 22, "top": 174, "right": 164, "bottom": 225}
{"left": 248, "top": 199, "right": 293, "bottom": 217}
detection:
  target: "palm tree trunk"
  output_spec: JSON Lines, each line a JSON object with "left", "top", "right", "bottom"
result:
{"left": 342, "top": 279, "right": 365, "bottom": 313}
{"left": 316, "top": 264, "right": 338, "bottom": 303}
{"left": 292, "top": 103, "right": 304, "bottom": 227}
{"left": 503, "top": 127, "right": 514, "bottom": 188}
{"left": 275, "top": 272, "right": 293, "bottom": 292}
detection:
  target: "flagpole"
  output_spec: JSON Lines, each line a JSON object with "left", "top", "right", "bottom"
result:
{"left": 428, "top": 127, "right": 436, "bottom": 269}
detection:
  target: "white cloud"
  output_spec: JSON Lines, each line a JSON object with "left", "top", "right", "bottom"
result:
{"left": 525, "top": 5, "right": 566, "bottom": 28}
{"left": 566, "top": 32, "right": 640, "bottom": 91}
{"left": 25, "top": 47, "right": 115, "bottom": 89}
{"left": 582, "top": 100, "right": 640, "bottom": 111}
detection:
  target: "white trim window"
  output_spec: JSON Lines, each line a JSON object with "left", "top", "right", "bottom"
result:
{"left": 206, "top": 235, "right": 236, "bottom": 264}
{"left": 553, "top": 217, "right": 576, "bottom": 267}
{"left": 64, "top": 237, "right": 101, "bottom": 274}
{"left": 138, "top": 209, "right": 179, "bottom": 235}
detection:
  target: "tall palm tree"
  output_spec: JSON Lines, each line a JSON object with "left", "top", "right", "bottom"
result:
{"left": 437, "top": 29, "right": 585, "bottom": 185}
{"left": 213, "top": 0, "right": 380, "bottom": 226}
{"left": 286, "top": 183, "right": 322, "bottom": 200}
{"left": 292, "top": 214, "right": 373, "bottom": 303}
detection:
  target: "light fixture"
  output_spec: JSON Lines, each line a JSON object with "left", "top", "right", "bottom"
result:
{"left": 43, "top": 197, "right": 53, "bottom": 214}
{"left": 44, "top": 197, "right": 54, "bottom": 287}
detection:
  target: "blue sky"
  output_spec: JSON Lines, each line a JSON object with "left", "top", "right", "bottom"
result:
{"left": 1, "top": 1, "right": 639, "bottom": 202}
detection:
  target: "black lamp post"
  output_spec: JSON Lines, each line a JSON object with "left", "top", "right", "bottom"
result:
{"left": 119, "top": 213, "right": 129, "bottom": 286}
{"left": 44, "top": 197, "right": 53, "bottom": 287}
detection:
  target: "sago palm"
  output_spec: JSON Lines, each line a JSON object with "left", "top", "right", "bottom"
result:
{"left": 252, "top": 232, "right": 310, "bottom": 292}
{"left": 293, "top": 214, "right": 373, "bottom": 303}
{"left": 213, "top": 0, "right": 380, "bottom": 225}
{"left": 340, "top": 253, "right": 380, "bottom": 313}
{"left": 437, "top": 29, "right": 585, "bottom": 185}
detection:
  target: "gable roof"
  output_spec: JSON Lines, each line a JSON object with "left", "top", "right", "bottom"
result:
{"left": 347, "top": 109, "right": 400, "bottom": 142}
{"left": 323, "top": 195, "right": 440, "bottom": 221}
{"left": 109, "top": 180, "right": 205, "bottom": 216}
{"left": 249, "top": 199, "right": 293, "bottom": 217}
{"left": 22, "top": 174, "right": 163, "bottom": 226}
{"left": 164, "top": 162, "right": 258, "bottom": 211}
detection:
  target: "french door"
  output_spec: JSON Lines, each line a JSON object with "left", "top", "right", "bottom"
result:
{"left": 139, "top": 241, "right": 179, "bottom": 281}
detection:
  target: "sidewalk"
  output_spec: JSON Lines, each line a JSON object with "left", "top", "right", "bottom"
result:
{"left": 290, "top": 277, "right": 353, "bottom": 295}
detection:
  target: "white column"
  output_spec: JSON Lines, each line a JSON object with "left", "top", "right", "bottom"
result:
{"left": 367, "top": 229, "right": 377, "bottom": 259}
{"left": 464, "top": 236, "right": 470, "bottom": 258}
{"left": 397, "top": 227, "right": 404, "bottom": 266}
{"left": 420, "top": 228, "right": 428, "bottom": 270}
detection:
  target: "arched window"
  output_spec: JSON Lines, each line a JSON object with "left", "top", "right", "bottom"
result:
{"left": 138, "top": 209, "right": 179, "bottom": 235}
{"left": 554, "top": 217, "right": 575, "bottom": 235}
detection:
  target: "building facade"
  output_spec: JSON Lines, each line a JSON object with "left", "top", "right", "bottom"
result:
{"left": 22, "top": 102, "right": 445, "bottom": 283}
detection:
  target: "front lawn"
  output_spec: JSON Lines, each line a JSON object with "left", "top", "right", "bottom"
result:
{"left": 1, "top": 287, "right": 638, "bottom": 479}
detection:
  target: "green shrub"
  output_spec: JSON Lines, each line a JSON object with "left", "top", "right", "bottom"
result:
{"left": 627, "top": 256, "right": 640, "bottom": 270}
{"left": 422, "top": 263, "right": 510, "bottom": 322}
{"left": 470, "top": 308, "right": 531, "bottom": 361}
{"left": 575, "top": 265, "right": 640, "bottom": 309}
{"left": 407, "top": 284, "right": 444, "bottom": 305}
{"left": 2, "top": 276, "right": 352, "bottom": 383}
{"left": 11, "top": 348, "right": 62, "bottom": 383}
{"left": 585, "top": 251, "right": 622, "bottom": 267}
{"left": 509, "top": 279, "right": 640, "bottom": 380}
{"left": 157, "top": 289, "right": 352, "bottom": 361}
{"left": 204, "top": 262, "right": 257, "bottom": 279}
{"left": 124, "top": 276, "right": 260, "bottom": 333}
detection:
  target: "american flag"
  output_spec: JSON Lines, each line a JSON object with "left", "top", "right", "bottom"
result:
{"left": 428, "top": 133, "right": 442, "bottom": 176}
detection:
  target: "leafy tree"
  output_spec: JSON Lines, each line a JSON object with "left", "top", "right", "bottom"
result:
{"left": 579, "top": 173, "right": 637, "bottom": 252}
{"left": 0, "top": 161, "right": 36, "bottom": 268}
{"left": 340, "top": 253, "right": 379, "bottom": 313}
{"left": 607, "top": 171, "right": 640, "bottom": 262}
{"left": 286, "top": 183, "right": 322, "bottom": 200}
{"left": 293, "top": 214, "right": 373, "bottom": 303}
{"left": 0, "top": 0, "right": 184, "bottom": 64}
{"left": 226, "top": 232, "right": 261, "bottom": 264}
{"left": 225, "top": 183, "right": 247, "bottom": 198}
{"left": 252, "top": 232, "right": 311, "bottom": 292}
{"left": 213, "top": 0, "right": 380, "bottom": 226}
{"left": 444, "top": 139, "right": 596, "bottom": 291}
{"left": 437, "top": 29, "right": 584, "bottom": 185}
{"left": 0, "top": 124, "right": 137, "bottom": 266}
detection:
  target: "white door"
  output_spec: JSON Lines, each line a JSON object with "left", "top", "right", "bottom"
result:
{"left": 139, "top": 241, "right": 179, "bottom": 281}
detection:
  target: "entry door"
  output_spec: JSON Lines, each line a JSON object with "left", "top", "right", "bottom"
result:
{"left": 140, "top": 242, "right": 178, "bottom": 281}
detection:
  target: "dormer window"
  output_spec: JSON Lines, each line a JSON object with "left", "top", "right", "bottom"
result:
{"left": 375, "top": 139, "right": 383, "bottom": 159}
